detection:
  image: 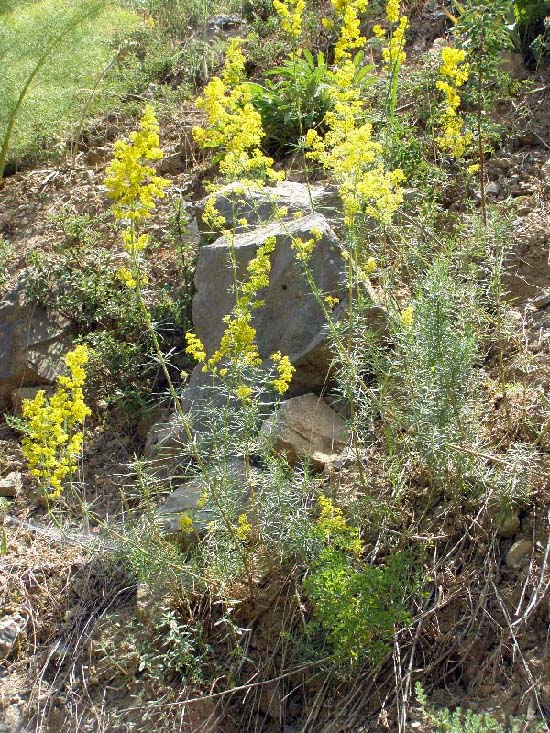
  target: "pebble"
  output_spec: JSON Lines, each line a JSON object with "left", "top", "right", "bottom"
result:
{"left": 0, "top": 472, "right": 21, "bottom": 498}
{"left": 497, "top": 512, "right": 520, "bottom": 539}
{"left": 506, "top": 539, "right": 533, "bottom": 569}
{"left": 533, "top": 292, "right": 550, "bottom": 310}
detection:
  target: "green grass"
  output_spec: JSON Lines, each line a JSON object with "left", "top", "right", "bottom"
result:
{"left": 0, "top": 0, "right": 139, "bottom": 175}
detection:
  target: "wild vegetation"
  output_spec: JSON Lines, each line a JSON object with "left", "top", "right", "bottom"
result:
{"left": 0, "top": 0, "right": 549, "bottom": 731}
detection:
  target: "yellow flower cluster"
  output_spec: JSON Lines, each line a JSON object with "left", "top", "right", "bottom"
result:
{"left": 290, "top": 227, "right": 323, "bottom": 262}
{"left": 271, "top": 351, "right": 295, "bottom": 394}
{"left": 306, "top": 1, "right": 405, "bottom": 226}
{"left": 382, "top": 15, "right": 408, "bottom": 67}
{"left": 306, "top": 123, "right": 405, "bottom": 225}
{"left": 193, "top": 39, "right": 281, "bottom": 183}
{"left": 331, "top": 0, "right": 369, "bottom": 64}
{"left": 105, "top": 104, "right": 169, "bottom": 222}
{"left": 21, "top": 345, "right": 91, "bottom": 500}
{"left": 105, "top": 106, "right": 168, "bottom": 291}
{"left": 316, "top": 495, "right": 362, "bottom": 556}
{"left": 385, "top": 0, "right": 400, "bottom": 23}
{"left": 436, "top": 47, "right": 471, "bottom": 158}
{"left": 235, "top": 513, "right": 253, "bottom": 540}
{"left": 273, "top": 0, "right": 306, "bottom": 39}
{"left": 400, "top": 304, "right": 414, "bottom": 328}
{"left": 186, "top": 237, "right": 295, "bottom": 395}
{"left": 372, "top": 1, "right": 408, "bottom": 68}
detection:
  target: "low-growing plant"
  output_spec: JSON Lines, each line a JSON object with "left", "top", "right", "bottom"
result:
{"left": 302, "top": 496, "right": 418, "bottom": 670}
{"left": 415, "top": 683, "right": 546, "bottom": 733}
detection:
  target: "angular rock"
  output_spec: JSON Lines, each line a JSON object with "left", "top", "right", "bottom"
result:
{"left": 0, "top": 472, "right": 21, "bottom": 498}
{"left": 261, "top": 393, "right": 348, "bottom": 469}
{"left": 193, "top": 213, "right": 347, "bottom": 392}
{"left": 194, "top": 181, "right": 342, "bottom": 240}
{"left": 506, "top": 539, "right": 533, "bottom": 569}
{"left": 11, "top": 386, "right": 48, "bottom": 416}
{"left": 0, "top": 279, "right": 71, "bottom": 410}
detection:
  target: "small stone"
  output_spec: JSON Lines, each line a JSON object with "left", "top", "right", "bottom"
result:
{"left": 0, "top": 614, "right": 27, "bottom": 658}
{"left": 261, "top": 393, "right": 348, "bottom": 470}
{"left": 497, "top": 512, "right": 520, "bottom": 539}
{"left": 0, "top": 471, "right": 21, "bottom": 498}
{"left": 506, "top": 539, "right": 533, "bottom": 569}
{"left": 485, "top": 181, "right": 500, "bottom": 196}
{"left": 533, "top": 292, "right": 550, "bottom": 310}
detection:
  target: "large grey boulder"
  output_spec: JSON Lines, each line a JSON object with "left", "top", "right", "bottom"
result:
{"left": 193, "top": 181, "right": 342, "bottom": 240}
{"left": 0, "top": 280, "right": 71, "bottom": 410}
{"left": 193, "top": 212, "right": 346, "bottom": 392}
{"left": 261, "top": 393, "right": 348, "bottom": 470}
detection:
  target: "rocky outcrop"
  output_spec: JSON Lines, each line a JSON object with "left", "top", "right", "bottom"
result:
{"left": 194, "top": 181, "right": 342, "bottom": 240}
{"left": 261, "top": 393, "right": 348, "bottom": 470}
{"left": 193, "top": 212, "right": 346, "bottom": 391}
{"left": 0, "top": 280, "right": 71, "bottom": 410}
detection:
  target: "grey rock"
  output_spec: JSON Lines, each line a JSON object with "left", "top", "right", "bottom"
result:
{"left": 193, "top": 213, "right": 347, "bottom": 392}
{"left": 194, "top": 181, "right": 342, "bottom": 240}
{"left": 0, "top": 279, "right": 71, "bottom": 410}
{"left": 0, "top": 472, "right": 21, "bottom": 498}
{"left": 261, "top": 393, "right": 348, "bottom": 470}
{"left": 506, "top": 539, "right": 533, "bottom": 569}
{"left": 0, "top": 614, "right": 27, "bottom": 659}
{"left": 533, "top": 292, "right": 550, "bottom": 310}
{"left": 155, "top": 459, "right": 249, "bottom": 536}
{"left": 485, "top": 181, "right": 500, "bottom": 196}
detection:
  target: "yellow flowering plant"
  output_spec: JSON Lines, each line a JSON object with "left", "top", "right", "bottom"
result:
{"left": 193, "top": 39, "right": 282, "bottom": 184}
{"left": 436, "top": 46, "right": 471, "bottom": 159}
{"left": 21, "top": 345, "right": 91, "bottom": 500}
{"left": 186, "top": 236, "right": 296, "bottom": 399}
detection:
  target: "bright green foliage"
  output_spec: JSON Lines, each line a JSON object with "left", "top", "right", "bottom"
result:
{"left": 415, "top": 683, "right": 545, "bottom": 733}
{"left": 0, "top": 0, "right": 138, "bottom": 176}
{"left": 302, "top": 496, "right": 416, "bottom": 669}
{"left": 511, "top": 0, "right": 550, "bottom": 61}
{"left": 247, "top": 50, "right": 335, "bottom": 154}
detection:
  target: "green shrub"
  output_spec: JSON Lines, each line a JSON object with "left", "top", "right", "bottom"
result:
{"left": 302, "top": 497, "right": 418, "bottom": 670}
{"left": 512, "top": 0, "right": 550, "bottom": 62}
{"left": 248, "top": 50, "right": 373, "bottom": 154}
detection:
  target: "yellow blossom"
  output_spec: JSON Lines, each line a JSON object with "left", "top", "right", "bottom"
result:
{"left": 235, "top": 513, "right": 252, "bottom": 540}
{"left": 364, "top": 256, "right": 377, "bottom": 273}
{"left": 185, "top": 332, "right": 206, "bottom": 363}
{"left": 236, "top": 385, "right": 254, "bottom": 401}
{"left": 116, "top": 267, "right": 137, "bottom": 289}
{"left": 179, "top": 513, "right": 194, "bottom": 533}
{"left": 22, "top": 345, "right": 91, "bottom": 500}
{"left": 436, "top": 46, "right": 471, "bottom": 158}
{"left": 400, "top": 305, "right": 413, "bottom": 328}
{"left": 273, "top": 0, "right": 306, "bottom": 39}
{"left": 105, "top": 104, "right": 169, "bottom": 222}
{"left": 385, "top": 0, "right": 400, "bottom": 23}
{"left": 271, "top": 351, "right": 295, "bottom": 394}
{"left": 193, "top": 39, "right": 281, "bottom": 183}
